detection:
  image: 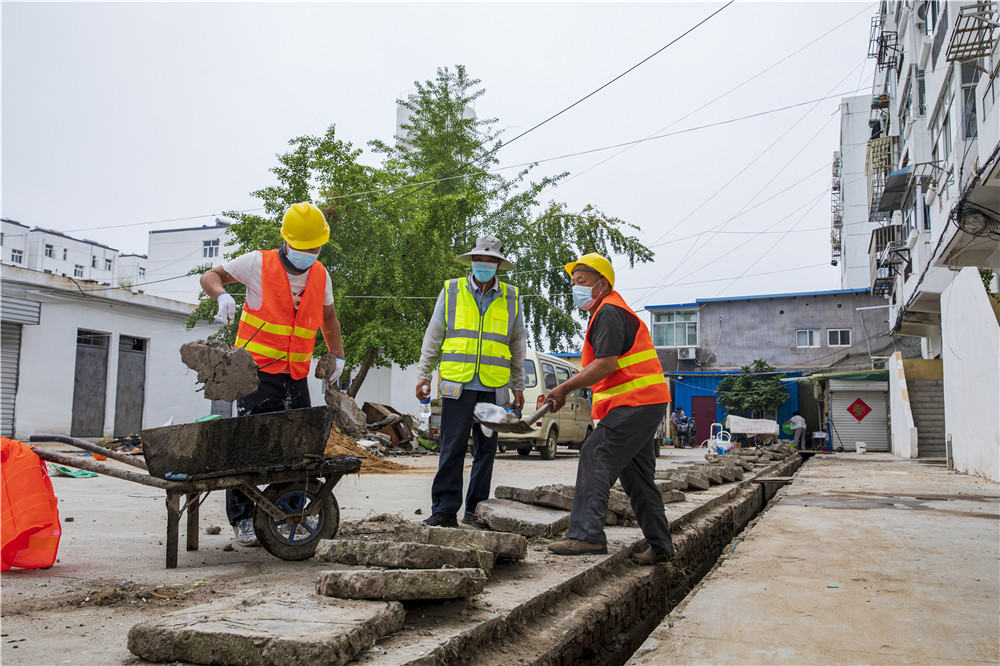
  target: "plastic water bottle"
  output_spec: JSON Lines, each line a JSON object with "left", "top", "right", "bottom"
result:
{"left": 418, "top": 397, "right": 431, "bottom": 431}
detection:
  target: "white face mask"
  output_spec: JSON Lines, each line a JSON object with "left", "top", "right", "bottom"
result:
{"left": 286, "top": 247, "right": 318, "bottom": 270}
{"left": 572, "top": 280, "right": 604, "bottom": 310}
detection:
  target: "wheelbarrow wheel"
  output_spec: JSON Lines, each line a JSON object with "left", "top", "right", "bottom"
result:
{"left": 252, "top": 481, "right": 340, "bottom": 561}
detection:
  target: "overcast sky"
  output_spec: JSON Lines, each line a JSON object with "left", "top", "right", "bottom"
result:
{"left": 2, "top": 1, "right": 877, "bottom": 310}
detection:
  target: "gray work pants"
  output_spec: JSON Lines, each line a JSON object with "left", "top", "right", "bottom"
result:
{"left": 567, "top": 402, "right": 673, "bottom": 555}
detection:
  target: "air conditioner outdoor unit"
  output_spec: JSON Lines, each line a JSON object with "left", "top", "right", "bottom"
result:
{"left": 677, "top": 346, "right": 697, "bottom": 360}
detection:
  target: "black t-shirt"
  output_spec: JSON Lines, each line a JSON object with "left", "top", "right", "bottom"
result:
{"left": 586, "top": 303, "right": 639, "bottom": 358}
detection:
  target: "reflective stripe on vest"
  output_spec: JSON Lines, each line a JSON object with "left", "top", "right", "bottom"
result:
{"left": 234, "top": 249, "right": 326, "bottom": 379}
{"left": 439, "top": 278, "right": 518, "bottom": 388}
{"left": 582, "top": 291, "right": 671, "bottom": 420}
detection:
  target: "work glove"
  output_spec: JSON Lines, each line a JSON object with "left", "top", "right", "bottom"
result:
{"left": 216, "top": 292, "right": 236, "bottom": 326}
{"left": 315, "top": 353, "right": 346, "bottom": 384}
{"left": 329, "top": 357, "right": 345, "bottom": 384}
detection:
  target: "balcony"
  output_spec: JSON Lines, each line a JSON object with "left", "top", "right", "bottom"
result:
{"left": 869, "top": 225, "right": 904, "bottom": 296}
{"left": 946, "top": 2, "right": 999, "bottom": 64}
{"left": 866, "top": 136, "right": 900, "bottom": 223}
{"left": 868, "top": 14, "right": 901, "bottom": 71}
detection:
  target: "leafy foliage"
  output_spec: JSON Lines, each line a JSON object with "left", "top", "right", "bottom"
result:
{"left": 716, "top": 359, "right": 789, "bottom": 418}
{"left": 189, "top": 65, "right": 654, "bottom": 394}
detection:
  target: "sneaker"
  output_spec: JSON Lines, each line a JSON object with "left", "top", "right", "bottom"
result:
{"left": 461, "top": 512, "right": 488, "bottom": 529}
{"left": 631, "top": 546, "right": 672, "bottom": 566}
{"left": 422, "top": 513, "right": 459, "bottom": 528}
{"left": 547, "top": 538, "right": 608, "bottom": 556}
{"left": 233, "top": 518, "right": 259, "bottom": 547}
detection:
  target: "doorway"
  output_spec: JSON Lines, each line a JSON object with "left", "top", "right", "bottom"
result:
{"left": 114, "top": 336, "right": 147, "bottom": 436}
{"left": 71, "top": 330, "right": 110, "bottom": 437}
{"left": 692, "top": 395, "right": 716, "bottom": 448}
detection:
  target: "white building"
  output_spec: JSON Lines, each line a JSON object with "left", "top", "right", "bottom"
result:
{"left": 116, "top": 253, "right": 148, "bottom": 290}
{"left": 1, "top": 219, "right": 130, "bottom": 285}
{"left": 834, "top": 95, "right": 881, "bottom": 289}
{"left": 143, "top": 219, "right": 235, "bottom": 304}
{"left": 836, "top": 0, "right": 999, "bottom": 480}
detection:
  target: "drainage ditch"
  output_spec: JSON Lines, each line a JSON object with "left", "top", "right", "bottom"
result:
{"left": 410, "top": 454, "right": 804, "bottom": 666}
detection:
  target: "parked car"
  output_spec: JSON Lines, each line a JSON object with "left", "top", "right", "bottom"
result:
{"left": 499, "top": 351, "right": 594, "bottom": 460}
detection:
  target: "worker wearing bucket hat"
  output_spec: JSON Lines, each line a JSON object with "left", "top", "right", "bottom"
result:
{"left": 200, "top": 202, "right": 345, "bottom": 546}
{"left": 415, "top": 236, "right": 526, "bottom": 528}
{"left": 543, "top": 253, "right": 674, "bottom": 565}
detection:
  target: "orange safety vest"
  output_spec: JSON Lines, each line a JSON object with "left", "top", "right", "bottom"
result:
{"left": 234, "top": 249, "right": 326, "bottom": 380}
{"left": 582, "top": 291, "right": 671, "bottom": 421}
{"left": 1, "top": 437, "right": 61, "bottom": 571}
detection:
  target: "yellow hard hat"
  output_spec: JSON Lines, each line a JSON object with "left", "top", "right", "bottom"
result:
{"left": 565, "top": 252, "right": 615, "bottom": 288}
{"left": 280, "top": 202, "right": 330, "bottom": 249}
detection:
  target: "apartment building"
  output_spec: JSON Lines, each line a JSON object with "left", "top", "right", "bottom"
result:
{"left": 1, "top": 219, "right": 139, "bottom": 285}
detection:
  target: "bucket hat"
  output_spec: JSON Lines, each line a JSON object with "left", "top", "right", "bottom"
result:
{"left": 455, "top": 235, "right": 515, "bottom": 270}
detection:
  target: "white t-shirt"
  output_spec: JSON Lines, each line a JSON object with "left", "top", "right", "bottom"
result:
{"left": 790, "top": 415, "right": 807, "bottom": 430}
{"left": 222, "top": 251, "right": 334, "bottom": 311}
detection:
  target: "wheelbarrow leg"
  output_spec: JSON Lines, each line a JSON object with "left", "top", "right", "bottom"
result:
{"left": 186, "top": 493, "right": 200, "bottom": 552}
{"left": 166, "top": 491, "right": 181, "bottom": 569}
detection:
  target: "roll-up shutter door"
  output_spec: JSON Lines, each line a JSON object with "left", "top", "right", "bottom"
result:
{"left": 829, "top": 380, "right": 889, "bottom": 452}
{"left": 1, "top": 322, "right": 22, "bottom": 437}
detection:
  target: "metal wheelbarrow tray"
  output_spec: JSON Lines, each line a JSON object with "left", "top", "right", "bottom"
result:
{"left": 30, "top": 407, "right": 361, "bottom": 568}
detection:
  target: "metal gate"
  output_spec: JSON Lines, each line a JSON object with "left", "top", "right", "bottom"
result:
{"left": 114, "top": 335, "right": 147, "bottom": 436}
{"left": 829, "top": 380, "right": 889, "bottom": 452}
{"left": 1, "top": 322, "right": 22, "bottom": 437}
{"left": 72, "top": 330, "right": 110, "bottom": 437}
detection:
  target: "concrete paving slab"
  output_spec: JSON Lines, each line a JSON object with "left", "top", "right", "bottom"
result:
{"left": 314, "top": 539, "right": 495, "bottom": 572}
{"left": 494, "top": 483, "right": 575, "bottom": 511}
{"left": 630, "top": 454, "right": 1000, "bottom": 666}
{"left": 475, "top": 498, "right": 570, "bottom": 537}
{"left": 127, "top": 596, "right": 404, "bottom": 666}
{"left": 317, "top": 568, "right": 487, "bottom": 600}
{"left": 394, "top": 523, "right": 527, "bottom": 560}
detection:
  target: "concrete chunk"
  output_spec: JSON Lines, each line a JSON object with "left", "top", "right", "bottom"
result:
{"left": 654, "top": 471, "right": 690, "bottom": 489}
{"left": 654, "top": 479, "right": 685, "bottom": 493}
{"left": 315, "top": 540, "right": 495, "bottom": 572}
{"left": 661, "top": 489, "right": 686, "bottom": 503}
{"left": 475, "top": 498, "right": 570, "bottom": 537}
{"left": 317, "top": 568, "right": 487, "bottom": 601}
{"left": 711, "top": 465, "right": 737, "bottom": 483}
{"left": 669, "top": 471, "right": 709, "bottom": 491}
{"left": 608, "top": 489, "right": 635, "bottom": 520}
{"left": 324, "top": 390, "right": 368, "bottom": 436}
{"left": 495, "top": 484, "right": 575, "bottom": 511}
{"left": 394, "top": 524, "right": 527, "bottom": 560}
{"left": 127, "top": 596, "right": 404, "bottom": 666}
{"left": 179, "top": 338, "right": 259, "bottom": 402}
{"left": 725, "top": 464, "right": 745, "bottom": 480}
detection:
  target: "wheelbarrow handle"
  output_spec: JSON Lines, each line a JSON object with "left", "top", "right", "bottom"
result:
{"left": 30, "top": 448, "right": 186, "bottom": 491}
{"left": 29, "top": 434, "right": 148, "bottom": 470}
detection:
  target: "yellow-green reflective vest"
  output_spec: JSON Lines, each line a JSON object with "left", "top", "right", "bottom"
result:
{"left": 439, "top": 278, "right": 519, "bottom": 388}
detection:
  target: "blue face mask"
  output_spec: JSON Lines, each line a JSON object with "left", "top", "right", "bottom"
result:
{"left": 471, "top": 261, "right": 498, "bottom": 283}
{"left": 286, "top": 247, "right": 318, "bottom": 270}
{"left": 572, "top": 285, "right": 596, "bottom": 310}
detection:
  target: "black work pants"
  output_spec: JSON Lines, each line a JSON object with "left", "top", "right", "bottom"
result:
{"left": 225, "top": 370, "right": 311, "bottom": 525}
{"left": 430, "top": 389, "right": 499, "bottom": 519}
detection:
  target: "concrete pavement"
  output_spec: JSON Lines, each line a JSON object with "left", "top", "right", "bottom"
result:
{"left": 629, "top": 453, "right": 1000, "bottom": 665}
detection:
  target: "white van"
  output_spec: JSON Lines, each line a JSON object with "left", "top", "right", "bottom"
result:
{"left": 498, "top": 350, "right": 595, "bottom": 459}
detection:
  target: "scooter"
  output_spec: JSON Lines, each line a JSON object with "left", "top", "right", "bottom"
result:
{"left": 675, "top": 415, "right": 696, "bottom": 448}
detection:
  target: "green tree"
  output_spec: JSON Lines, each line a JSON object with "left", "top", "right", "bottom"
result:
{"left": 191, "top": 65, "right": 654, "bottom": 396}
{"left": 716, "top": 359, "right": 789, "bottom": 418}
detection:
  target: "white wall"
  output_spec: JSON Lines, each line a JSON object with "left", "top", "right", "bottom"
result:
{"left": 145, "top": 223, "right": 234, "bottom": 304}
{"left": 941, "top": 268, "right": 1000, "bottom": 481}
{"left": 3, "top": 267, "right": 219, "bottom": 438}
{"left": 350, "top": 362, "right": 424, "bottom": 418}
{"left": 838, "top": 95, "right": 874, "bottom": 289}
{"left": 888, "top": 351, "right": 919, "bottom": 458}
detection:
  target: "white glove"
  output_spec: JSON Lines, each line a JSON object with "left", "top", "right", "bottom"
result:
{"left": 216, "top": 292, "right": 236, "bottom": 325}
{"left": 328, "top": 357, "right": 345, "bottom": 384}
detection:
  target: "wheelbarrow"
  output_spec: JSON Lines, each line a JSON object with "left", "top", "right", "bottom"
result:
{"left": 29, "top": 406, "right": 360, "bottom": 568}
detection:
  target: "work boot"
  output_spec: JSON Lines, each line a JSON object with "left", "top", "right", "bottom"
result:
{"left": 461, "top": 512, "right": 488, "bottom": 529}
{"left": 233, "top": 518, "right": 259, "bottom": 547}
{"left": 631, "top": 546, "right": 672, "bottom": 566}
{"left": 423, "top": 513, "right": 459, "bottom": 528}
{"left": 547, "top": 538, "right": 607, "bottom": 556}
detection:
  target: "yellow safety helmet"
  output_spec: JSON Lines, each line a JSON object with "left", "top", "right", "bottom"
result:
{"left": 565, "top": 252, "right": 615, "bottom": 289}
{"left": 280, "top": 202, "right": 330, "bottom": 249}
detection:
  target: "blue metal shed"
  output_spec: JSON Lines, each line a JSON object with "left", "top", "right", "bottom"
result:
{"left": 667, "top": 370, "right": 802, "bottom": 433}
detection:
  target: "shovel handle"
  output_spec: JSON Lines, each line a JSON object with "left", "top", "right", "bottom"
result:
{"left": 524, "top": 401, "right": 554, "bottom": 424}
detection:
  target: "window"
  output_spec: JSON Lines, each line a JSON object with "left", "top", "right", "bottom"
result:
{"left": 11, "top": 248, "right": 23, "bottom": 264}
{"left": 961, "top": 62, "right": 981, "bottom": 140}
{"left": 796, "top": 329, "right": 820, "bottom": 348}
{"left": 828, "top": 329, "right": 852, "bottom": 347}
{"left": 916, "top": 70, "right": 926, "bottom": 116}
{"left": 104, "top": 258, "right": 112, "bottom": 270}
{"left": 922, "top": 190, "right": 932, "bottom": 231}
{"left": 542, "top": 362, "right": 557, "bottom": 391}
{"left": 138, "top": 267, "right": 145, "bottom": 278}
{"left": 91, "top": 256, "right": 98, "bottom": 268}
{"left": 523, "top": 360, "right": 537, "bottom": 388}
{"left": 44, "top": 243, "right": 54, "bottom": 258}
{"left": 62, "top": 248, "right": 68, "bottom": 260}
{"left": 924, "top": 0, "right": 941, "bottom": 36}
{"left": 985, "top": 59, "right": 1000, "bottom": 115}
{"left": 203, "top": 239, "right": 220, "bottom": 258}
{"left": 899, "top": 77, "right": 912, "bottom": 129}
{"left": 555, "top": 366, "right": 571, "bottom": 387}
{"left": 74, "top": 264, "right": 84, "bottom": 277}
{"left": 652, "top": 310, "right": 698, "bottom": 347}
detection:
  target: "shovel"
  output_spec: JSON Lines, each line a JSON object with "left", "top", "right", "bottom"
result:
{"left": 474, "top": 401, "right": 554, "bottom": 434}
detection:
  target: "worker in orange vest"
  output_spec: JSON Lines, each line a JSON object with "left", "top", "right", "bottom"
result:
{"left": 544, "top": 253, "right": 674, "bottom": 566}
{"left": 200, "top": 202, "right": 345, "bottom": 546}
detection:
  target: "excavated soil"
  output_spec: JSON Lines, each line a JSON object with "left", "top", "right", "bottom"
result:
{"left": 324, "top": 426, "right": 412, "bottom": 474}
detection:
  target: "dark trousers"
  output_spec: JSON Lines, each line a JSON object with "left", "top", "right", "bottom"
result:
{"left": 568, "top": 402, "right": 673, "bottom": 555}
{"left": 225, "top": 370, "right": 311, "bottom": 525}
{"left": 431, "top": 389, "right": 499, "bottom": 518}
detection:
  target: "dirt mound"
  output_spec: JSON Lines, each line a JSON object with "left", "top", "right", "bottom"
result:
{"left": 324, "top": 425, "right": 411, "bottom": 474}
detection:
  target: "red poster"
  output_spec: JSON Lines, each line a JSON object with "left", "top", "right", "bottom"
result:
{"left": 848, "top": 398, "right": 872, "bottom": 422}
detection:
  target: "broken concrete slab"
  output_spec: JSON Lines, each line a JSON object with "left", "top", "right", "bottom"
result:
{"left": 475, "top": 498, "right": 570, "bottom": 538}
{"left": 324, "top": 389, "right": 368, "bottom": 436}
{"left": 394, "top": 524, "right": 527, "bottom": 561}
{"left": 316, "top": 568, "right": 487, "bottom": 601}
{"left": 724, "top": 465, "right": 745, "bottom": 481}
{"left": 127, "top": 596, "right": 404, "bottom": 666}
{"left": 690, "top": 467, "right": 722, "bottom": 485}
{"left": 653, "top": 471, "right": 690, "bottom": 490}
{"left": 314, "top": 539, "right": 495, "bottom": 572}
{"left": 179, "top": 338, "right": 259, "bottom": 402}
{"left": 494, "top": 484, "right": 575, "bottom": 511}
{"left": 711, "top": 466, "right": 737, "bottom": 483}
{"left": 677, "top": 472, "right": 710, "bottom": 491}
{"left": 661, "top": 489, "right": 686, "bottom": 504}
{"left": 608, "top": 489, "right": 635, "bottom": 520}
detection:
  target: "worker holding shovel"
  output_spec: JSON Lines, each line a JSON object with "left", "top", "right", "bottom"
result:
{"left": 543, "top": 253, "right": 674, "bottom": 565}
{"left": 199, "top": 202, "right": 345, "bottom": 546}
